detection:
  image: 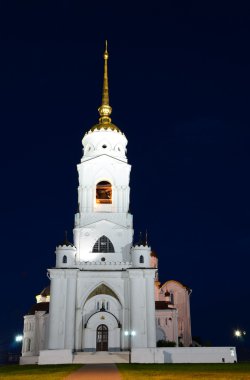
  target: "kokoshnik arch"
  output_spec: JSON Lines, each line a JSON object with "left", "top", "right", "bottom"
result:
{"left": 20, "top": 42, "right": 192, "bottom": 365}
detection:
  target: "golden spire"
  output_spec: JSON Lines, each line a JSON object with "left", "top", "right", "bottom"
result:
{"left": 90, "top": 42, "right": 121, "bottom": 133}
{"left": 98, "top": 40, "right": 112, "bottom": 124}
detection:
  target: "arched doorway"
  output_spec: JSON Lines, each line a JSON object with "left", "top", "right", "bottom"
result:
{"left": 96, "top": 324, "right": 108, "bottom": 351}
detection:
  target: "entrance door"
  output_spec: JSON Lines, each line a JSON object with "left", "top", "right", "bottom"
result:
{"left": 96, "top": 324, "right": 108, "bottom": 351}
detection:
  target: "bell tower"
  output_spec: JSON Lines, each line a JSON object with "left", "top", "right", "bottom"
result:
{"left": 73, "top": 42, "right": 133, "bottom": 264}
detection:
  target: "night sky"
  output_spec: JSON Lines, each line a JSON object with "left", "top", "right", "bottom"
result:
{"left": 0, "top": 2, "right": 249, "bottom": 351}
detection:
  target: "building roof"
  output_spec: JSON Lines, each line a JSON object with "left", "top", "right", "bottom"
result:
{"left": 58, "top": 231, "right": 74, "bottom": 247}
{"left": 40, "top": 286, "right": 50, "bottom": 297}
{"left": 27, "top": 302, "right": 50, "bottom": 315}
{"left": 160, "top": 279, "right": 192, "bottom": 294}
{"left": 150, "top": 250, "right": 158, "bottom": 258}
{"left": 90, "top": 122, "right": 121, "bottom": 133}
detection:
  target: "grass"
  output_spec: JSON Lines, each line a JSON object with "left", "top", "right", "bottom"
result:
{"left": 0, "top": 364, "right": 82, "bottom": 380}
{"left": 117, "top": 363, "right": 250, "bottom": 380}
{"left": 1, "top": 363, "right": 250, "bottom": 380}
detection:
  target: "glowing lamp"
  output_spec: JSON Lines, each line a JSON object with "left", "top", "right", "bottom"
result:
{"left": 234, "top": 329, "right": 242, "bottom": 337}
{"left": 15, "top": 335, "right": 23, "bottom": 342}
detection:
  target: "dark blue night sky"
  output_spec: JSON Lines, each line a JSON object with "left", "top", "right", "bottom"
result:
{"left": 0, "top": 2, "right": 249, "bottom": 351}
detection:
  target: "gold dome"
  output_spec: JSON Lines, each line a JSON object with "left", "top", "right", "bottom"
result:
{"left": 90, "top": 122, "right": 121, "bottom": 133}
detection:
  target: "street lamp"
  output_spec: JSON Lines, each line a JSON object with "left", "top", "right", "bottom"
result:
{"left": 15, "top": 335, "right": 23, "bottom": 343}
{"left": 124, "top": 330, "right": 136, "bottom": 363}
{"left": 234, "top": 329, "right": 246, "bottom": 338}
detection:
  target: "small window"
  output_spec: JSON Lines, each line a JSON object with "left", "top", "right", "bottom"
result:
{"left": 63, "top": 255, "right": 67, "bottom": 264}
{"left": 139, "top": 255, "right": 144, "bottom": 264}
{"left": 158, "top": 318, "right": 161, "bottom": 326}
{"left": 96, "top": 181, "right": 112, "bottom": 204}
{"left": 165, "top": 318, "right": 168, "bottom": 325}
{"left": 97, "top": 301, "right": 100, "bottom": 310}
{"left": 102, "top": 144, "right": 107, "bottom": 149}
{"left": 106, "top": 301, "right": 109, "bottom": 310}
{"left": 170, "top": 292, "right": 174, "bottom": 304}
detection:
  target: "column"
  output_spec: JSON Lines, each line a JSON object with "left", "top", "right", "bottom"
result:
{"left": 145, "top": 270, "right": 156, "bottom": 348}
{"left": 64, "top": 270, "right": 77, "bottom": 349}
{"left": 48, "top": 269, "right": 64, "bottom": 349}
{"left": 129, "top": 270, "right": 145, "bottom": 348}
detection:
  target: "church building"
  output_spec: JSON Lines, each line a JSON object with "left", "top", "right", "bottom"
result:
{"left": 20, "top": 43, "right": 192, "bottom": 365}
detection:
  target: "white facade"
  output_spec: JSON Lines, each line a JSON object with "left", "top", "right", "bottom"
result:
{"left": 20, "top": 44, "right": 193, "bottom": 364}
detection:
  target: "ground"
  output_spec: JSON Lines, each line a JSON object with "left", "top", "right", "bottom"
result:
{"left": 0, "top": 363, "right": 250, "bottom": 380}
{"left": 117, "top": 363, "right": 250, "bottom": 380}
{"left": 0, "top": 364, "right": 81, "bottom": 380}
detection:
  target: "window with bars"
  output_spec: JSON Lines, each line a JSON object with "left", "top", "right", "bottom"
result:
{"left": 92, "top": 235, "right": 115, "bottom": 253}
{"left": 63, "top": 255, "right": 67, "bottom": 263}
{"left": 139, "top": 255, "right": 144, "bottom": 263}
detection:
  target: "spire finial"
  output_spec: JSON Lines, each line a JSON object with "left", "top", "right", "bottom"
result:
{"left": 138, "top": 231, "right": 143, "bottom": 246}
{"left": 98, "top": 40, "right": 112, "bottom": 123}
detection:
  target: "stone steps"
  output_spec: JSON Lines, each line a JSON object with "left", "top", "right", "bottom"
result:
{"left": 73, "top": 351, "right": 130, "bottom": 364}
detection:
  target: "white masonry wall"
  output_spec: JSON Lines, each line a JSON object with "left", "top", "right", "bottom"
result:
{"left": 131, "top": 347, "right": 237, "bottom": 363}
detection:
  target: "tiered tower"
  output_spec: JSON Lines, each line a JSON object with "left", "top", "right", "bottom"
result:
{"left": 46, "top": 42, "right": 156, "bottom": 353}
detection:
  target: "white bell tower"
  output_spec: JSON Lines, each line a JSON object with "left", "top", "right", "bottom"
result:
{"left": 73, "top": 41, "right": 133, "bottom": 264}
{"left": 45, "top": 42, "right": 156, "bottom": 357}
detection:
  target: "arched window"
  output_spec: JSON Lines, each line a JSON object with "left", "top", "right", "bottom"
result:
{"left": 25, "top": 338, "right": 31, "bottom": 352}
{"left": 92, "top": 236, "right": 115, "bottom": 253}
{"left": 139, "top": 255, "right": 144, "bottom": 263}
{"left": 63, "top": 255, "right": 67, "bottom": 263}
{"left": 170, "top": 291, "right": 174, "bottom": 304}
{"left": 96, "top": 181, "right": 112, "bottom": 204}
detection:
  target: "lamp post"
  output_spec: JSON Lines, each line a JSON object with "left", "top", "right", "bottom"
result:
{"left": 124, "top": 330, "right": 136, "bottom": 363}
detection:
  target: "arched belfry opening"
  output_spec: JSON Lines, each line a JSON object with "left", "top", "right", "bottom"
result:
{"left": 92, "top": 235, "right": 115, "bottom": 253}
{"left": 96, "top": 181, "right": 112, "bottom": 204}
